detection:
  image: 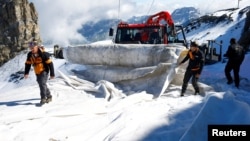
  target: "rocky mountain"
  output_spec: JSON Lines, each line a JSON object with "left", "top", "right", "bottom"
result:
{"left": 78, "top": 19, "right": 119, "bottom": 43}
{"left": 181, "top": 5, "right": 250, "bottom": 62}
{"left": 0, "top": 0, "right": 41, "bottom": 66}
{"left": 171, "top": 7, "right": 200, "bottom": 25}
{"left": 238, "top": 7, "right": 250, "bottom": 50}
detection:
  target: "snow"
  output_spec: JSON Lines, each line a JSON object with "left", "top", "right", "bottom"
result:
{"left": 1, "top": 8, "right": 250, "bottom": 141}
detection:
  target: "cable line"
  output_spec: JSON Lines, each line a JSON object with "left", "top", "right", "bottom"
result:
{"left": 147, "top": 0, "right": 155, "bottom": 15}
{"left": 118, "top": 0, "right": 120, "bottom": 20}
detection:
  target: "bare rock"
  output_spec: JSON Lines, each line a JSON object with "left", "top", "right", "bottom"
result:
{"left": 239, "top": 10, "right": 250, "bottom": 51}
{"left": 0, "top": 0, "right": 41, "bottom": 66}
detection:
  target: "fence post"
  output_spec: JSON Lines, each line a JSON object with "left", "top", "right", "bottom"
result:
{"left": 210, "top": 40, "right": 214, "bottom": 60}
{"left": 218, "top": 40, "right": 223, "bottom": 62}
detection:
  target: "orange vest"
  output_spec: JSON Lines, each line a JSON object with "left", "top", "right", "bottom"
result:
{"left": 25, "top": 52, "right": 52, "bottom": 74}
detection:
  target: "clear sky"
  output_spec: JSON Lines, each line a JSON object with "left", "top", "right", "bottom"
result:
{"left": 28, "top": 0, "right": 249, "bottom": 45}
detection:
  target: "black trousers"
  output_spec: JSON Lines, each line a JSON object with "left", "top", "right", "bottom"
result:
{"left": 36, "top": 71, "right": 51, "bottom": 99}
{"left": 224, "top": 61, "right": 241, "bottom": 87}
{"left": 181, "top": 70, "right": 199, "bottom": 93}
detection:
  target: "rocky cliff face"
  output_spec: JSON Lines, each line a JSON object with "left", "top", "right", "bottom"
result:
{"left": 0, "top": 0, "right": 41, "bottom": 66}
{"left": 239, "top": 10, "right": 250, "bottom": 51}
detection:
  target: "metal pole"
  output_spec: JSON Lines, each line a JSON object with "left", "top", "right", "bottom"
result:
{"left": 118, "top": 0, "right": 120, "bottom": 19}
{"left": 237, "top": 0, "right": 241, "bottom": 9}
{"left": 219, "top": 40, "right": 222, "bottom": 62}
{"left": 210, "top": 40, "right": 214, "bottom": 60}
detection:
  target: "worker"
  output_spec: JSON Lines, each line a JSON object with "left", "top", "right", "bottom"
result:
{"left": 224, "top": 38, "right": 245, "bottom": 88}
{"left": 179, "top": 41, "right": 205, "bottom": 96}
{"left": 24, "top": 41, "right": 55, "bottom": 105}
{"left": 149, "top": 28, "right": 161, "bottom": 44}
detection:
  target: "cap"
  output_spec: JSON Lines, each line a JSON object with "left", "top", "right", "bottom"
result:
{"left": 190, "top": 41, "right": 199, "bottom": 47}
{"left": 29, "top": 41, "right": 38, "bottom": 47}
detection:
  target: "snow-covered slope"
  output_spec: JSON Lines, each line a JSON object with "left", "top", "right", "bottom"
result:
{"left": 185, "top": 7, "right": 249, "bottom": 55}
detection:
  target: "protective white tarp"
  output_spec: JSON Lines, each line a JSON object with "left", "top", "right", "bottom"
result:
{"left": 63, "top": 44, "right": 187, "bottom": 98}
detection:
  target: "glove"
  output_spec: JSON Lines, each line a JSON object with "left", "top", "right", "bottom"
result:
{"left": 24, "top": 74, "right": 29, "bottom": 79}
{"left": 49, "top": 76, "right": 55, "bottom": 80}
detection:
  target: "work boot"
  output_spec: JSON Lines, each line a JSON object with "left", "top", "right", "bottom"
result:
{"left": 46, "top": 96, "right": 52, "bottom": 103}
{"left": 40, "top": 98, "right": 47, "bottom": 105}
{"left": 180, "top": 93, "right": 184, "bottom": 97}
{"left": 227, "top": 80, "right": 233, "bottom": 84}
{"left": 194, "top": 92, "right": 199, "bottom": 95}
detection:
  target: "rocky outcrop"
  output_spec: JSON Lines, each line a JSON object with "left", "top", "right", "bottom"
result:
{"left": 0, "top": 0, "right": 41, "bottom": 66}
{"left": 238, "top": 8, "right": 250, "bottom": 51}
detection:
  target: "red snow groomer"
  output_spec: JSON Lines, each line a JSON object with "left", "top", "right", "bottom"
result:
{"left": 110, "top": 11, "right": 187, "bottom": 47}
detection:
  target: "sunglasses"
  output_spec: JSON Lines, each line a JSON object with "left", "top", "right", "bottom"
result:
{"left": 29, "top": 42, "right": 38, "bottom": 47}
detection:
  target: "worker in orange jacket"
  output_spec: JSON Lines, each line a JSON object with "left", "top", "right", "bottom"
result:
{"left": 24, "top": 41, "right": 55, "bottom": 105}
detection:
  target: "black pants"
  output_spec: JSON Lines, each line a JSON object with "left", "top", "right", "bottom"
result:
{"left": 36, "top": 71, "right": 51, "bottom": 99}
{"left": 181, "top": 70, "right": 199, "bottom": 93}
{"left": 224, "top": 61, "right": 241, "bottom": 87}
